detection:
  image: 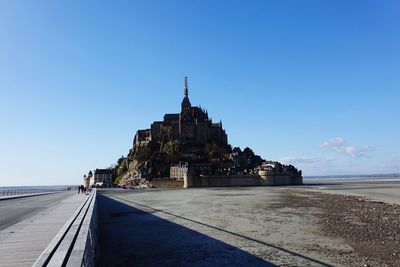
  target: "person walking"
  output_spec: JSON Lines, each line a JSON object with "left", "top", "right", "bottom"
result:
{"left": 78, "top": 185, "right": 81, "bottom": 194}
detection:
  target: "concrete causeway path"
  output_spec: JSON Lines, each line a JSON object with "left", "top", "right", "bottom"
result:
{"left": 0, "top": 192, "right": 88, "bottom": 267}
{"left": 0, "top": 192, "right": 78, "bottom": 231}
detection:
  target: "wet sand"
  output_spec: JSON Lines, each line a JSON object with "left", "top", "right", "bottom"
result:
{"left": 302, "top": 177, "right": 400, "bottom": 205}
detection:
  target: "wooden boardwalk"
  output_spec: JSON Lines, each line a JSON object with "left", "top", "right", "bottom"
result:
{"left": 0, "top": 193, "right": 88, "bottom": 267}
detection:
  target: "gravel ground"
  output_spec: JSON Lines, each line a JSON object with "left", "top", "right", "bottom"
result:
{"left": 275, "top": 191, "right": 400, "bottom": 267}
{"left": 97, "top": 183, "right": 400, "bottom": 267}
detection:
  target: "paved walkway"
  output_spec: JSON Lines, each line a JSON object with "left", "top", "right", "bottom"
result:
{"left": 0, "top": 193, "right": 88, "bottom": 267}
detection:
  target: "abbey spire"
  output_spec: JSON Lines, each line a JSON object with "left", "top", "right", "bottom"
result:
{"left": 184, "top": 76, "right": 188, "bottom": 97}
{"left": 181, "top": 76, "right": 192, "bottom": 112}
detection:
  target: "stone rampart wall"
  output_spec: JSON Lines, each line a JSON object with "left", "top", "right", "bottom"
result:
{"left": 184, "top": 174, "right": 302, "bottom": 188}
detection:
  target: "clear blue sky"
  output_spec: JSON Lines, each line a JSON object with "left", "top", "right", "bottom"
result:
{"left": 1, "top": 1, "right": 399, "bottom": 186}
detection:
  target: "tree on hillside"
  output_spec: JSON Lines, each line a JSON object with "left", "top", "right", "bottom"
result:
{"left": 134, "top": 144, "right": 152, "bottom": 162}
{"left": 232, "top": 147, "right": 242, "bottom": 154}
{"left": 205, "top": 143, "right": 224, "bottom": 158}
{"left": 243, "top": 147, "right": 255, "bottom": 156}
{"left": 162, "top": 140, "right": 182, "bottom": 155}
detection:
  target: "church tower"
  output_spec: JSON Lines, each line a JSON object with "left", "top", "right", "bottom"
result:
{"left": 179, "top": 77, "right": 193, "bottom": 140}
{"left": 181, "top": 76, "right": 191, "bottom": 113}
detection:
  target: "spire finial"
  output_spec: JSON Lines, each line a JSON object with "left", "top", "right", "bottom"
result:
{"left": 184, "top": 76, "right": 188, "bottom": 97}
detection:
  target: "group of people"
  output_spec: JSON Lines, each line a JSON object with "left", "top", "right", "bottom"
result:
{"left": 77, "top": 185, "right": 87, "bottom": 194}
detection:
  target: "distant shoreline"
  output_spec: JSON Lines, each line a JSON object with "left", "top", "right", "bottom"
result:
{"left": 304, "top": 173, "right": 400, "bottom": 179}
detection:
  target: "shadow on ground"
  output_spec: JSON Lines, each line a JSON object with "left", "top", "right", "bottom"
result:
{"left": 97, "top": 193, "right": 275, "bottom": 267}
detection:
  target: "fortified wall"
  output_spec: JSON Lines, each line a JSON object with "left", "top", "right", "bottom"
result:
{"left": 184, "top": 174, "right": 303, "bottom": 188}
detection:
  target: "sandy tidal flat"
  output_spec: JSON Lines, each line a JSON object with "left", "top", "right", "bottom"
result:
{"left": 97, "top": 179, "right": 400, "bottom": 266}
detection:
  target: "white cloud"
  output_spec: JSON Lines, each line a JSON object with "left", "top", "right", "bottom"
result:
{"left": 320, "top": 137, "right": 346, "bottom": 152}
{"left": 319, "top": 137, "right": 376, "bottom": 158}
{"left": 279, "top": 156, "right": 336, "bottom": 165}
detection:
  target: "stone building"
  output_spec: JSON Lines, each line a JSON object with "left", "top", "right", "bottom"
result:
{"left": 170, "top": 162, "right": 213, "bottom": 179}
{"left": 93, "top": 168, "right": 114, "bottom": 187}
{"left": 83, "top": 171, "right": 92, "bottom": 189}
{"left": 133, "top": 77, "right": 228, "bottom": 149}
{"left": 170, "top": 162, "right": 189, "bottom": 180}
{"left": 134, "top": 129, "right": 152, "bottom": 147}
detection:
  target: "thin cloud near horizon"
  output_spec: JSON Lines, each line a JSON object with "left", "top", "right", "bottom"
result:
{"left": 319, "top": 137, "right": 376, "bottom": 158}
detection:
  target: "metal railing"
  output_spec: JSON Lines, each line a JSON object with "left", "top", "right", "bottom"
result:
{"left": 1, "top": 188, "right": 54, "bottom": 196}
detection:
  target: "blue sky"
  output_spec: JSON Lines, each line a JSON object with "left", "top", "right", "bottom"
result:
{"left": 0, "top": 1, "right": 399, "bottom": 186}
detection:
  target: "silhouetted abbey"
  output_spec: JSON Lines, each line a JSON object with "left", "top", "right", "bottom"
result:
{"left": 107, "top": 77, "right": 303, "bottom": 187}
{"left": 85, "top": 78, "right": 302, "bottom": 187}
{"left": 134, "top": 77, "right": 228, "bottom": 148}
